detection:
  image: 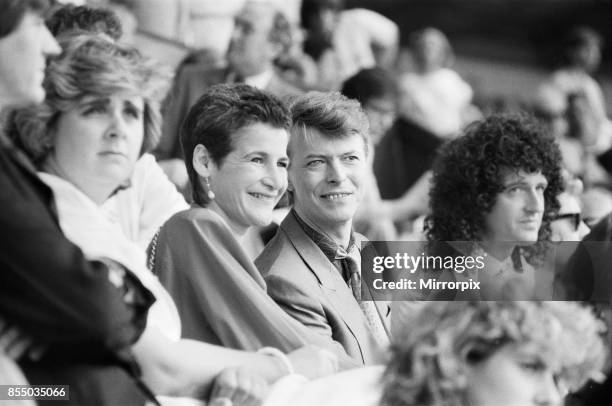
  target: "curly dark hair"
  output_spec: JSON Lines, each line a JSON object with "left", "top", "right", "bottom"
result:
{"left": 424, "top": 114, "right": 563, "bottom": 261}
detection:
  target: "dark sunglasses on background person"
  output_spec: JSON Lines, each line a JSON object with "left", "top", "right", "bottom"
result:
{"left": 553, "top": 212, "right": 581, "bottom": 231}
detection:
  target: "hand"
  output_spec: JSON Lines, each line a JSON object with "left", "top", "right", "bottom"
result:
{"left": 0, "top": 318, "right": 46, "bottom": 361}
{"left": 209, "top": 367, "right": 269, "bottom": 406}
{"left": 287, "top": 345, "right": 338, "bottom": 379}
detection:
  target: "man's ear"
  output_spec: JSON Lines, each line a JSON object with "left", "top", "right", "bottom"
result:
{"left": 193, "top": 144, "right": 212, "bottom": 177}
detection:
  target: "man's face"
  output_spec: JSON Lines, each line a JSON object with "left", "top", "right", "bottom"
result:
{"left": 0, "top": 11, "right": 60, "bottom": 107}
{"left": 289, "top": 128, "right": 367, "bottom": 234}
{"left": 483, "top": 170, "right": 548, "bottom": 243}
{"left": 227, "top": 2, "right": 278, "bottom": 78}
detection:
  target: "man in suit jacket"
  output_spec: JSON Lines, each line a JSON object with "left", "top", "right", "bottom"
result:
{"left": 157, "top": 0, "right": 301, "bottom": 167}
{"left": 256, "top": 92, "right": 390, "bottom": 365}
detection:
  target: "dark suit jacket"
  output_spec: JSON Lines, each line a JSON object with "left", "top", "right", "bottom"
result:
{"left": 256, "top": 212, "right": 389, "bottom": 365}
{"left": 157, "top": 65, "right": 302, "bottom": 160}
{"left": 0, "top": 134, "right": 155, "bottom": 405}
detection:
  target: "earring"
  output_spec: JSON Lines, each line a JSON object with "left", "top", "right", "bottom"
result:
{"left": 204, "top": 177, "right": 215, "bottom": 200}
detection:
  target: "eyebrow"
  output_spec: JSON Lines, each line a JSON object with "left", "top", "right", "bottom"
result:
{"left": 303, "top": 150, "right": 362, "bottom": 159}
{"left": 244, "top": 151, "right": 288, "bottom": 160}
{"left": 79, "top": 98, "right": 109, "bottom": 108}
{"left": 503, "top": 179, "right": 549, "bottom": 188}
{"left": 303, "top": 153, "right": 327, "bottom": 160}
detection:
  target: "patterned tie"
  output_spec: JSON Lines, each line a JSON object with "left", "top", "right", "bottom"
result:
{"left": 338, "top": 245, "right": 390, "bottom": 347}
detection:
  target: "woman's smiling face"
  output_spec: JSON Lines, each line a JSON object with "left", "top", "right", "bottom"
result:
{"left": 207, "top": 122, "right": 289, "bottom": 233}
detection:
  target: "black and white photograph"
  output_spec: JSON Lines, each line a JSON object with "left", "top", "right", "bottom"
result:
{"left": 0, "top": 0, "right": 611, "bottom": 405}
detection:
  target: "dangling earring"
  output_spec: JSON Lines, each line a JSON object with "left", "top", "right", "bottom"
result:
{"left": 204, "top": 177, "right": 215, "bottom": 200}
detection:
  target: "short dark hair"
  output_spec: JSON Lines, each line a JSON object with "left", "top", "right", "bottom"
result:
{"left": 341, "top": 67, "right": 397, "bottom": 106}
{"left": 181, "top": 83, "right": 291, "bottom": 206}
{"left": 425, "top": 114, "right": 563, "bottom": 246}
{"left": 46, "top": 4, "right": 123, "bottom": 39}
{"left": 0, "top": 0, "right": 49, "bottom": 39}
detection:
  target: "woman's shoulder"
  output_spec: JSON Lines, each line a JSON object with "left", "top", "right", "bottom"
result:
{"left": 163, "top": 205, "right": 225, "bottom": 230}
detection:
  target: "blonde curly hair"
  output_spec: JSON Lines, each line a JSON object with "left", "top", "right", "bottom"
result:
{"left": 382, "top": 301, "right": 608, "bottom": 406}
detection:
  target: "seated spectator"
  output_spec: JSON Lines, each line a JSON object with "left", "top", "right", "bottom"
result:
{"left": 299, "top": 0, "right": 399, "bottom": 90}
{"left": 45, "top": 3, "right": 123, "bottom": 39}
{"left": 534, "top": 80, "right": 611, "bottom": 187}
{"left": 398, "top": 27, "right": 480, "bottom": 139}
{"left": 257, "top": 91, "right": 390, "bottom": 365}
{"left": 263, "top": 301, "right": 608, "bottom": 406}
{"left": 383, "top": 301, "right": 606, "bottom": 406}
{"left": 12, "top": 34, "right": 187, "bottom": 252}
{"left": 424, "top": 115, "right": 564, "bottom": 300}
{"left": 158, "top": 0, "right": 301, "bottom": 191}
{"left": 151, "top": 83, "right": 359, "bottom": 370}
{"left": 11, "top": 32, "right": 186, "bottom": 336}
{"left": 546, "top": 26, "right": 612, "bottom": 157}
{"left": 341, "top": 67, "right": 429, "bottom": 240}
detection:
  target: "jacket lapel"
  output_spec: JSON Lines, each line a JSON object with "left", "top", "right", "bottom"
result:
{"left": 280, "top": 213, "right": 373, "bottom": 361}
{"left": 357, "top": 237, "right": 391, "bottom": 336}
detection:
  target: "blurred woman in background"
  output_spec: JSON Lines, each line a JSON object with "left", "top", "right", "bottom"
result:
{"left": 398, "top": 27, "right": 480, "bottom": 139}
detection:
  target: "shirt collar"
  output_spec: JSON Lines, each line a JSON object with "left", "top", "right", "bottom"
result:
{"left": 291, "top": 209, "right": 356, "bottom": 264}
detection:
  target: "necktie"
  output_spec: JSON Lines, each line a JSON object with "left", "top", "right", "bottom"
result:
{"left": 338, "top": 245, "right": 390, "bottom": 347}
